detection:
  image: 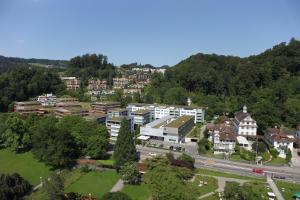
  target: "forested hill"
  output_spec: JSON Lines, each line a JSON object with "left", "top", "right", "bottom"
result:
{"left": 0, "top": 55, "right": 68, "bottom": 73}
{"left": 144, "top": 38, "right": 300, "bottom": 130}
{"left": 167, "top": 38, "right": 300, "bottom": 96}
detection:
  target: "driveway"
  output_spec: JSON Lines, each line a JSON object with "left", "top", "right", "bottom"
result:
{"left": 291, "top": 148, "right": 300, "bottom": 167}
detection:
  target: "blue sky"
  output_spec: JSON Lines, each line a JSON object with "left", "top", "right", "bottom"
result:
{"left": 0, "top": 0, "right": 300, "bottom": 66}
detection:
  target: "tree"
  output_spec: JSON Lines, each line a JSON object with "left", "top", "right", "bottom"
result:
{"left": 2, "top": 115, "right": 28, "bottom": 151}
{"left": 43, "top": 173, "right": 64, "bottom": 200}
{"left": 145, "top": 162, "right": 197, "bottom": 200}
{"left": 85, "top": 134, "right": 109, "bottom": 159}
{"left": 113, "top": 119, "right": 138, "bottom": 170}
{"left": 102, "top": 192, "right": 132, "bottom": 200}
{"left": 224, "top": 182, "right": 261, "bottom": 200}
{"left": 120, "top": 162, "right": 141, "bottom": 184}
{"left": 177, "top": 153, "right": 195, "bottom": 168}
{"left": 251, "top": 142, "right": 267, "bottom": 154}
{"left": 32, "top": 116, "right": 79, "bottom": 168}
{"left": 0, "top": 173, "right": 32, "bottom": 200}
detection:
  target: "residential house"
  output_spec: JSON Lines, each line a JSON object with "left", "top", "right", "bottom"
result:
{"left": 233, "top": 105, "right": 257, "bottom": 137}
{"left": 61, "top": 77, "right": 81, "bottom": 91}
{"left": 264, "top": 128, "right": 295, "bottom": 158}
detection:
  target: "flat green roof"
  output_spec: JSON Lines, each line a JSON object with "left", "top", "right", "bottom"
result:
{"left": 133, "top": 109, "right": 150, "bottom": 115}
{"left": 165, "top": 115, "right": 194, "bottom": 128}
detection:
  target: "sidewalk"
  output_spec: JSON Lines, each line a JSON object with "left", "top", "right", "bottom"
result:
{"left": 266, "top": 174, "right": 284, "bottom": 200}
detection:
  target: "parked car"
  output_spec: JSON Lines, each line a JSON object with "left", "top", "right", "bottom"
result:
{"left": 252, "top": 168, "right": 264, "bottom": 174}
{"left": 169, "top": 146, "right": 174, "bottom": 150}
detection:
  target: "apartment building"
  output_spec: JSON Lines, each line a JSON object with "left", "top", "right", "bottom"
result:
{"left": 37, "top": 93, "right": 57, "bottom": 106}
{"left": 61, "top": 77, "right": 81, "bottom": 91}
{"left": 54, "top": 107, "right": 89, "bottom": 118}
{"left": 107, "top": 108, "right": 128, "bottom": 118}
{"left": 91, "top": 102, "right": 121, "bottom": 113}
{"left": 88, "top": 79, "right": 107, "bottom": 91}
{"left": 140, "top": 115, "right": 194, "bottom": 143}
{"left": 233, "top": 105, "right": 257, "bottom": 136}
{"left": 212, "top": 131, "right": 236, "bottom": 154}
{"left": 130, "top": 110, "right": 151, "bottom": 127}
{"left": 14, "top": 101, "right": 46, "bottom": 116}
{"left": 113, "top": 78, "right": 129, "bottom": 89}
{"left": 127, "top": 103, "right": 205, "bottom": 123}
{"left": 106, "top": 116, "right": 134, "bottom": 138}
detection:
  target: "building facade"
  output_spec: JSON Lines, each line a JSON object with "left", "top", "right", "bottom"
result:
{"left": 106, "top": 116, "right": 134, "bottom": 138}
{"left": 91, "top": 102, "right": 121, "bottom": 113}
{"left": 61, "top": 77, "right": 81, "bottom": 91}
{"left": 14, "top": 101, "right": 46, "bottom": 115}
{"left": 127, "top": 103, "right": 205, "bottom": 123}
{"left": 113, "top": 78, "right": 129, "bottom": 89}
{"left": 130, "top": 110, "right": 151, "bottom": 127}
{"left": 37, "top": 93, "right": 57, "bottom": 106}
{"left": 140, "top": 115, "right": 194, "bottom": 143}
{"left": 233, "top": 105, "right": 257, "bottom": 136}
{"left": 264, "top": 128, "right": 294, "bottom": 158}
{"left": 88, "top": 79, "right": 107, "bottom": 91}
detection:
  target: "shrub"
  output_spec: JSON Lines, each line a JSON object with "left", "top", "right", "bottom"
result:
{"left": 286, "top": 149, "right": 292, "bottom": 162}
{"left": 270, "top": 148, "right": 279, "bottom": 159}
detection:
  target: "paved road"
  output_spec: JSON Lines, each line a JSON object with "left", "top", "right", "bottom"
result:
{"left": 110, "top": 179, "right": 124, "bottom": 192}
{"left": 138, "top": 146, "right": 300, "bottom": 183}
{"left": 267, "top": 173, "right": 284, "bottom": 200}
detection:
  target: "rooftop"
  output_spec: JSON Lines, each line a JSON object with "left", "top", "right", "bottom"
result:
{"left": 107, "top": 116, "right": 130, "bottom": 122}
{"left": 92, "top": 101, "right": 120, "bottom": 105}
{"left": 132, "top": 109, "right": 150, "bottom": 115}
{"left": 165, "top": 115, "right": 194, "bottom": 128}
{"left": 15, "top": 101, "right": 41, "bottom": 105}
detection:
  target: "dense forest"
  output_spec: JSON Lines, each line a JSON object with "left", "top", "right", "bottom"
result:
{"left": 66, "top": 54, "right": 116, "bottom": 86}
{"left": 0, "top": 67, "right": 65, "bottom": 111}
{"left": 143, "top": 38, "right": 300, "bottom": 130}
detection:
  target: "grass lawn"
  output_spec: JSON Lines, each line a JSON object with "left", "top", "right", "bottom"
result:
{"left": 194, "top": 175, "right": 218, "bottom": 196}
{"left": 96, "top": 157, "right": 115, "bottom": 165}
{"left": 122, "top": 184, "right": 151, "bottom": 200}
{"left": 65, "top": 170, "right": 120, "bottom": 198}
{"left": 276, "top": 180, "right": 300, "bottom": 200}
{"left": 269, "top": 157, "right": 287, "bottom": 165}
{"left": 0, "top": 148, "right": 51, "bottom": 185}
{"left": 247, "top": 181, "right": 270, "bottom": 200}
{"left": 197, "top": 168, "right": 262, "bottom": 181}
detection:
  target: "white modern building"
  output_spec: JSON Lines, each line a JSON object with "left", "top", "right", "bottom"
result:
{"left": 140, "top": 115, "right": 194, "bottom": 143}
{"left": 37, "top": 93, "right": 57, "bottom": 106}
{"left": 233, "top": 105, "right": 257, "bottom": 136}
{"left": 130, "top": 110, "right": 151, "bottom": 127}
{"left": 106, "top": 116, "right": 134, "bottom": 139}
{"left": 127, "top": 103, "right": 205, "bottom": 123}
{"left": 264, "top": 128, "right": 295, "bottom": 158}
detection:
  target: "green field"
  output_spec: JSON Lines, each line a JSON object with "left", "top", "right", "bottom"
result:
{"left": 197, "top": 168, "right": 262, "bottom": 181}
{"left": 122, "top": 184, "right": 151, "bottom": 200}
{"left": 194, "top": 175, "right": 218, "bottom": 196}
{"left": 276, "top": 181, "right": 300, "bottom": 200}
{"left": 0, "top": 149, "right": 51, "bottom": 185}
{"left": 247, "top": 181, "right": 270, "bottom": 200}
{"left": 65, "top": 170, "right": 120, "bottom": 198}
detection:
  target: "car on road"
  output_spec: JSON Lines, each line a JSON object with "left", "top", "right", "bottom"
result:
{"left": 148, "top": 152, "right": 157, "bottom": 156}
{"left": 252, "top": 168, "right": 264, "bottom": 174}
{"left": 273, "top": 175, "right": 286, "bottom": 179}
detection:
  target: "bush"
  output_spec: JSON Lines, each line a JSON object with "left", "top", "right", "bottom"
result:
{"left": 240, "top": 148, "right": 255, "bottom": 161}
{"left": 262, "top": 152, "right": 270, "bottom": 161}
{"left": 270, "top": 148, "right": 279, "bottom": 159}
{"left": 80, "top": 165, "right": 91, "bottom": 173}
{"left": 286, "top": 149, "right": 292, "bottom": 162}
